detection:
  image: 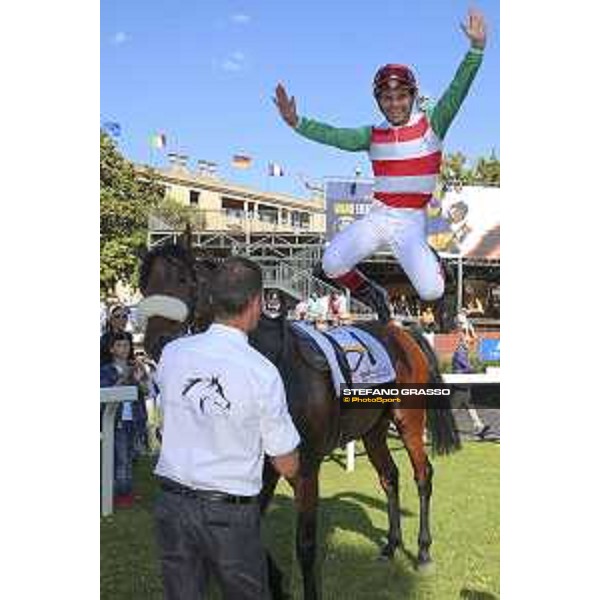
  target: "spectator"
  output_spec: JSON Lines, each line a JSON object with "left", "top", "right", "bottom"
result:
{"left": 398, "top": 294, "right": 412, "bottom": 317}
{"left": 100, "top": 304, "right": 134, "bottom": 365}
{"left": 295, "top": 297, "right": 308, "bottom": 320}
{"left": 451, "top": 330, "right": 490, "bottom": 439}
{"left": 318, "top": 294, "right": 330, "bottom": 322}
{"left": 153, "top": 256, "right": 300, "bottom": 600}
{"left": 456, "top": 307, "right": 476, "bottom": 340}
{"left": 413, "top": 299, "right": 422, "bottom": 319}
{"left": 420, "top": 306, "right": 436, "bottom": 333}
{"left": 337, "top": 292, "right": 348, "bottom": 322}
{"left": 264, "top": 290, "right": 283, "bottom": 319}
{"left": 328, "top": 291, "right": 343, "bottom": 326}
{"left": 100, "top": 331, "right": 149, "bottom": 508}
{"left": 464, "top": 284, "right": 485, "bottom": 316}
{"left": 307, "top": 292, "right": 321, "bottom": 322}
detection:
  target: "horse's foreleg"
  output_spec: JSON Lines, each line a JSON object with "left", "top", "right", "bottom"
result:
{"left": 293, "top": 463, "right": 321, "bottom": 600}
{"left": 362, "top": 416, "right": 403, "bottom": 559}
{"left": 393, "top": 408, "right": 435, "bottom": 570}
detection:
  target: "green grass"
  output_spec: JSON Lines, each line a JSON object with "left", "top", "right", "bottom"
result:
{"left": 101, "top": 440, "right": 499, "bottom": 599}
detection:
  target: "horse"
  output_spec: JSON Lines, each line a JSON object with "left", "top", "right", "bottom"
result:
{"left": 138, "top": 239, "right": 461, "bottom": 600}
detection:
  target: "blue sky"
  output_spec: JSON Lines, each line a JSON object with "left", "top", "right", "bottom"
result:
{"left": 101, "top": 0, "right": 499, "bottom": 198}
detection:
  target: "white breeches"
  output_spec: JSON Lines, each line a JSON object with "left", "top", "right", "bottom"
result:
{"left": 322, "top": 202, "right": 445, "bottom": 301}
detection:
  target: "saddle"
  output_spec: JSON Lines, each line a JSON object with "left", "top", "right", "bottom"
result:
{"left": 293, "top": 326, "right": 353, "bottom": 384}
{"left": 291, "top": 322, "right": 396, "bottom": 397}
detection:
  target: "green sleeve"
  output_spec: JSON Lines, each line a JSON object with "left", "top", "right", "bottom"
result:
{"left": 429, "top": 48, "right": 484, "bottom": 140}
{"left": 295, "top": 117, "right": 371, "bottom": 152}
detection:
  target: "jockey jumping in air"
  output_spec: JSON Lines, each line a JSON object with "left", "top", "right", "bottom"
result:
{"left": 274, "top": 8, "right": 487, "bottom": 323}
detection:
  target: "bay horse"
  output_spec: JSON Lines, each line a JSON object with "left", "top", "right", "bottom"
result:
{"left": 138, "top": 240, "right": 461, "bottom": 600}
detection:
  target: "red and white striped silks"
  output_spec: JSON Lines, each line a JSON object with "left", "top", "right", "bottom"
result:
{"left": 369, "top": 113, "right": 442, "bottom": 209}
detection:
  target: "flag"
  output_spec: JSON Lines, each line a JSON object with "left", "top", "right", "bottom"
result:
{"left": 102, "top": 121, "right": 121, "bottom": 137}
{"left": 151, "top": 133, "right": 167, "bottom": 149}
{"left": 232, "top": 154, "right": 252, "bottom": 169}
{"left": 268, "top": 162, "right": 284, "bottom": 177}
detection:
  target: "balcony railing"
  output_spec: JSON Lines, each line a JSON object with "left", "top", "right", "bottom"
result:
{"left": 150, "top": 208, "right": 324, "bottom": 234}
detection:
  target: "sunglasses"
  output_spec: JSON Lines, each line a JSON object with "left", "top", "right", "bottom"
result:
{"left": 112, "top": 313, "right": 128, "bottom": 319}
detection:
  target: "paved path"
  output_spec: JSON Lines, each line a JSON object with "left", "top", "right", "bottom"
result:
{"left": 452, "top": 407, "right": 500, "bottom": 442}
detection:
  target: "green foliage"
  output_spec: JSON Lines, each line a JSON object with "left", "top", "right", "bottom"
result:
{"left": 441, "top": 151, "right": 500, "bottom": 187}
{"left": 100, "top": 132, "right": 163, "bottom": 294}
{"left": 441, "top": 151, "right": 471, "bottom": 185}
{"left": 151, "top": 197, "right": 204, "bottom": 230}
{"left": 471, "top": 153, "right": 500, "bottom": 186}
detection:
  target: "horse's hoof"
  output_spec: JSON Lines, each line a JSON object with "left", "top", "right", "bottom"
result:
{"left": 417, "top": 560, "right": 436, "bottom": 576}
{"left": 378, "top": 542, "right": 399, "bottom": 561}
{"left": 377, "top": 549, "right": 394, "bottom": 562}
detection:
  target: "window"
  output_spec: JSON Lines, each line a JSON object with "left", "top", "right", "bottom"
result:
{"left": 189, "top": 190, "right": 200, "bottom": 204}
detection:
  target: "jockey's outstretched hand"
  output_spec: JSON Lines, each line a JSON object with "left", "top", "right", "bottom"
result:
{"left": 460, "top": 7, "right": 487, "bottom": 50}
{"left": 273, "top": 83, "right": 299, "bottom": 128}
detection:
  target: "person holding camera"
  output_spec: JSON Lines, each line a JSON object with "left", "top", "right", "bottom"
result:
{"left": 100, "top": 331, "right": 149, "bottom": 508}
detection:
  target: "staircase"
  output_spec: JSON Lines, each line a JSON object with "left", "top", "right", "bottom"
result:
{"left": 257, "top": 247, "right": 374, "bottom": 317}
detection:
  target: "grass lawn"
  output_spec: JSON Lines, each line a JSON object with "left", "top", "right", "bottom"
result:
{"left": 101, "top": 440, "right": 499, "bottom": 599}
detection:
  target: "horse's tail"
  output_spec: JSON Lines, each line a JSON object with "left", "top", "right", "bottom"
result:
{"left": 405, "top": 325, "right": 461, "bottom": 456}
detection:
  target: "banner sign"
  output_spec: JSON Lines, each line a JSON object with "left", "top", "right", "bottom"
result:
{"left": 325, "top": 179, "right": 373, "bottom": 240}
{"left": 478, "top": 338, "right": 500, "bottom": 362}
{"left": 324, "top": 178, "right": 500, "bottom": 259}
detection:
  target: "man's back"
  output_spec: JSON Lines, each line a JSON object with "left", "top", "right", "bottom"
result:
{"left": 155, "top": 323, "right": 299, "bottom": 496}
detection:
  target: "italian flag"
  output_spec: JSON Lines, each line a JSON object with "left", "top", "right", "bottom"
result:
{"left": 151, "top": 133, "right": 167, "bottom": 149}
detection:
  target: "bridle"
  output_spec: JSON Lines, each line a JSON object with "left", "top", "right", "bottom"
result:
{"left": 161, "top": 254, "right": 199, "bottom": 333}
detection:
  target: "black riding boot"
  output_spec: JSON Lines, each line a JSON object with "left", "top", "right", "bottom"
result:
{"left": 353, "top": 278, "right": 392, "bottom": 324}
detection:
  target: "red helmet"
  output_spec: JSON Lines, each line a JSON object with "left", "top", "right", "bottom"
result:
{"left": 373, "top": 64, "right": 417, "bottom": 96}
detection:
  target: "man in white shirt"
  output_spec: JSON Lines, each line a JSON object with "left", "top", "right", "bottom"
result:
{"left": 154, "top": 256, "right": 300, "bottom": 600}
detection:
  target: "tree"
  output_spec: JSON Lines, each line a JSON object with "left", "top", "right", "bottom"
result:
{"left": 152, "top": 197, "right": 205, "bottom": 231}
{"left": 472, "top": 151, "right": 500, "bottom": 186}
{"left": 441, "top": 151, "right": 500, "bottom": 188}
{"left": 441, "top": 152, "right": 473, "bottom": 186}
{"left": 100, "top": 131, "right": 163, "bottom": 295}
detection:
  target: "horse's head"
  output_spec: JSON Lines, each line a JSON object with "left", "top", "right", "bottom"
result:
{"left": 137, "top": 240, "right": 216, "bottom": 361}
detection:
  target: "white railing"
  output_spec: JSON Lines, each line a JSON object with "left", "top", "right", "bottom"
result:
{"left": 100, "top": 386, "right": 138, "bottom": 517}
{"left": 151, "top": 208, "right": 324, "bottom": 235}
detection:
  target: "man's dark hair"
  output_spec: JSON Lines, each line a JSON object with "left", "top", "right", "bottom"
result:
{"left": 211, "top": 256, "right": 263, "bottom": 319}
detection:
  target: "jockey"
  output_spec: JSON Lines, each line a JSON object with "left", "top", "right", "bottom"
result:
{"left": 274, "top": 9, "right": 487, "bottom": 323}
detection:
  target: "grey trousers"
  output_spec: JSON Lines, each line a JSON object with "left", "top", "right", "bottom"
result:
{"left": 154, "top": 489, "right": 271, "bottom": 600}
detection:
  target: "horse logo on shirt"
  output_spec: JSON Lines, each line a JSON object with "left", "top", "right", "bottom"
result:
{"left": 182, "top": 375, "right": 231, "bottom": 415}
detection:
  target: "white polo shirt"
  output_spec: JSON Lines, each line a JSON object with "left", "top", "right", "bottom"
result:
{"left": 154, "top": 323, "right": 300, "bottom": 496}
